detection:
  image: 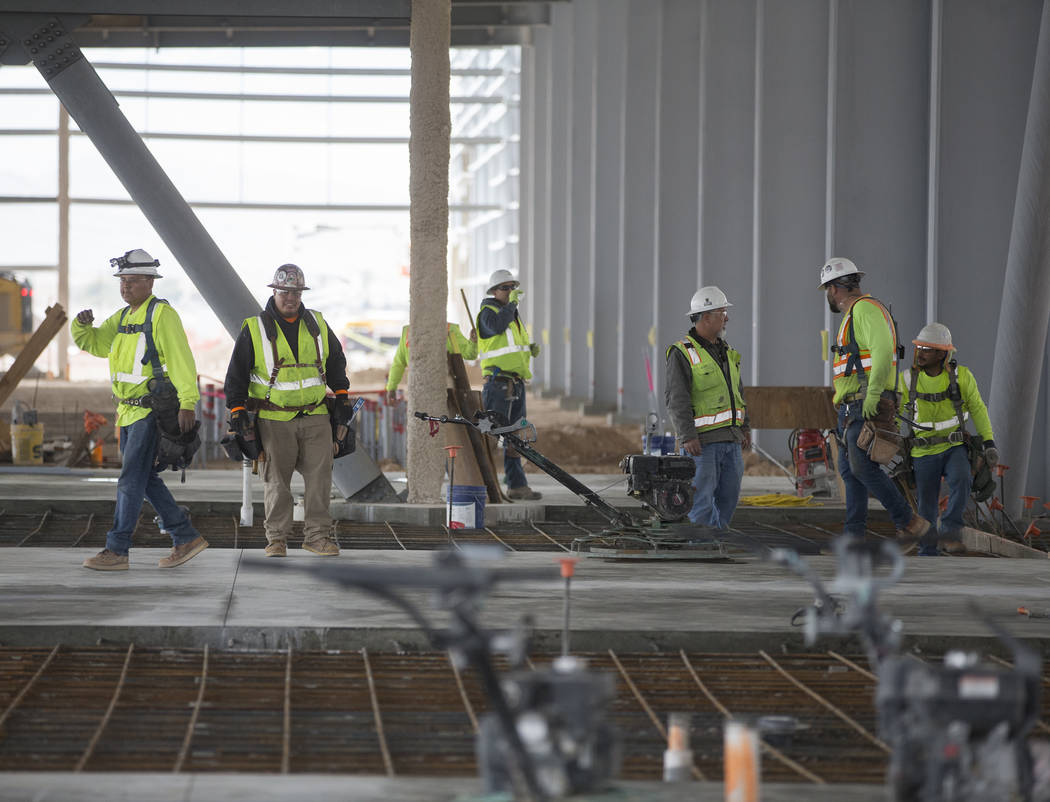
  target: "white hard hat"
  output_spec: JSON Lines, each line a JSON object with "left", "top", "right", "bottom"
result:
{"left": 268, "top": 263, "right": 310, "bottom": 291}
{"left": 687, "top": 286, "right": 732, "bottom": 317}
{"left": 913, "top": 322, "right": 955, "bottom": 351}
{"left": 111, "top": 248, "right": 162, "bottom": 278}
{"left": 818, "top": 257, "right": 864, "bottom": 289}
{"left": 486, "top": 269, "right": 519, "bottom": 294}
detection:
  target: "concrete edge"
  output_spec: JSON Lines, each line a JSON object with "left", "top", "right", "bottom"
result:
{"left": 2, "top": 626, "right": 1046, "bottom": 656}
{"left": 961, "top": 525, "right": 1049, "bottom": 559}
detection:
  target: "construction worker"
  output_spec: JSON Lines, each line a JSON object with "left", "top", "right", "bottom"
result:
{"left": 477, "top": 269, "right": 542, "bottom": 500}
{"left": 819, "top": 257, "right": 930, "bottom": 542}
{"left": 71, "top": 248, "right": 208, "bottom": 571}
{"left": 385, "top": 323, "right": 478, "bottom": 405}
{"left": 901, "top": 323, "right": 997, "bottom": 555}
{"left": 223, "top": 264, "right": 352, "bottom": 557}
{"left": 664, "top": 286, "right": 750, "bottom": 530}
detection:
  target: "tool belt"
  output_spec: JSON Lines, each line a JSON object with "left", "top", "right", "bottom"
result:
{"left": 850, "top": 390, "right": 902, "bottom": 465}
{"left": 116, "top": 395, "right": 153, "bottom": 408}
{"left": 485, "top": 372, "right": 522, "bottom": 383}
{"left": 914, "top": 431, "right": 967, "bottom": 447}
{"left": 245, "top": 397, "right": 327, "bottom": 414}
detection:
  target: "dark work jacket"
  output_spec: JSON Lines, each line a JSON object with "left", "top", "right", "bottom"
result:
{"left": 224, "top": 296, "right": 350, "bottom": 410}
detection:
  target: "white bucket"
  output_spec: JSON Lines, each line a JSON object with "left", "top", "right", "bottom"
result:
{"left": 448, "top": 501, "right": 475, "bottom": 529}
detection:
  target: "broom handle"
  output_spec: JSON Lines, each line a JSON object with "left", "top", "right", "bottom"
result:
{"left": 460, "top": 289, "right": 475, "bottom": 332}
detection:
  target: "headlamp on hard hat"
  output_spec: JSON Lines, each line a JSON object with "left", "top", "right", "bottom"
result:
{"left": 111, "top": 251, "right": 159, "bottom": 271}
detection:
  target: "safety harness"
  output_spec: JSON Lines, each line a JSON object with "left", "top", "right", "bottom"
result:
{"left": 115, "top": 297, "right": 200, "bottom": 480}
{"left": 247, "top": 309, "right": 328, "bottom": 414}
{"left": 830, "top": 295, "right": 904, "bottom": 404}
{"left": 904, "top": 358, "right": 968, "bottom": 446}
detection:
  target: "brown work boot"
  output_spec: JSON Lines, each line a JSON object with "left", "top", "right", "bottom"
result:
{"left": 264, "top": 542, "right": 287, "bottom": 557}
{"left": 82, "top": 549, "right": 129, "bottom": 571}
{"left": 303, "top": 537, "right": 339, "bottom": 556}
{"left": 507, "top": 485, "right": 542, "bottom": 501}
{"left": 158, "top": 536, "right": 209, "bottom": 568}
{"left": 897, "top": 514, "right": 931, "bottom": 541}
{"left": 940, "top": 535, "right": 967, "bottom": 555}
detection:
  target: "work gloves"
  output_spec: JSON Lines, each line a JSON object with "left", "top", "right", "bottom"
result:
{"left": 509, "top": 288, "right": 524, "bottom": 305}
{"left": 529, "top": 342, "right": 540, "bottom": 357}
{"left": 333, "top": 395, "right": 354, "bottom": 427}
{"left": 861, "top": 392, "right": 881, "bottom": 420}
{"left": 230, "top": 408, "right": 251, "bottom": 438}
{"left": 983, "top": 441, "right": 999, "bottom": 468}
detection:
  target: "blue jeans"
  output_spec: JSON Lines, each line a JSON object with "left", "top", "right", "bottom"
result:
{"left": 913, "top": 445, "right": 970, "bottom": 553}
{"left": 481, "top": 376, "right": 528, "bottom": 489}
{"left": 106, "top": 416, "right": 201, "bottom": 555}
{"left": 687, "top": 441, "right": 744, "bottom": 530}
{"left": 836, "top": 401, "right": 914, "bottom": 536}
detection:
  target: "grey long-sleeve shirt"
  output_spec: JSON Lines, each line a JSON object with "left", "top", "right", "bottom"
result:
{"left": 664, "top": 331, "right": 749, "bottom": 446}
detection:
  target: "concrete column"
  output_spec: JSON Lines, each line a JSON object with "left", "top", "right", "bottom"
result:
{"left": 519, "top": 42, "right": 534, "bottom": 298}
{"left": 406, "top": 0, "right": 451, "bottom": 504}
{"left": 591, "top": 0, "right": 628, "bottom": 413}
{"left": 544, "top": 2, "right": 573, "bottom": 394}
{"left": 990, "top": 0, "right": 1050, "bottom": 509}
{"left": 618, "top": 0, "right": 661, "bottom": 418}
{"left": 567, "top": 0, "right": 597, "bottom": 402}
{"left": 653, "top": 0, "right": 701, "bottom": 405}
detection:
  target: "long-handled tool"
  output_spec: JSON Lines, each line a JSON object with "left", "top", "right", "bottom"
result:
{"left": 460, "top": 288, "right": 475, "bottom": 335}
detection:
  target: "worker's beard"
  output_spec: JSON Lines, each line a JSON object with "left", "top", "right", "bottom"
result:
{"left": 826, "top": 296, "right": 840, "bottom": 314}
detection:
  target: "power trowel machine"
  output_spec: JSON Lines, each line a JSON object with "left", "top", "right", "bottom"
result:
{"left": 415, "top": 409, "right": 729, "bottom": 560}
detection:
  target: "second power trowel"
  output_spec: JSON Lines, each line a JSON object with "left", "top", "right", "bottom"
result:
{"left": 416, "top": 410, "right": 729, "bottom": 560}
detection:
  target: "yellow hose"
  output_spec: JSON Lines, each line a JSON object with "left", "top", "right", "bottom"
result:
{"left": 739, "top": 493, "right": 821, "bottom": 507}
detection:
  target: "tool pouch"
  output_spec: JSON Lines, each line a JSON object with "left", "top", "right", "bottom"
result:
{"left": 964, "top": 434, "right": 996, "bottom": 502}
{"left": 857, "top": 420, "right": 902, "bottom": 465}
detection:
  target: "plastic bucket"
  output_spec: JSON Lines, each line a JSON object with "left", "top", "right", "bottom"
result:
{"left": 11, "top": 423, "right": 43, "bottom": 466}
{"left": 447, "top": 484, "right": 486, "bottom": 529}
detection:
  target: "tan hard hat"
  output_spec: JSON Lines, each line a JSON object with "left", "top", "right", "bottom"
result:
{"left": 913, "top": 322, "right": 955, "bottom": 351}
{"left": 268, "top": 264, "right": 310, "bottom": 291}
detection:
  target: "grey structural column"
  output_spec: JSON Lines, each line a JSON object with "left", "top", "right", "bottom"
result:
{"left": 990, "top": 0, "right": 1050, "bottom": 507}
{"left": 590, "top": 0, "right": 628, "bottom": 414}
{"left": 544, "top": 2, "right": 573, "bottom": 395}
{"left": 0, "top": 15, "right": 258, "bottom": 337}
{"left": 567, "top": 0, "right": 597, "bottom": 403}
{"left": 653, "top": 0, "right": 701, "bottom": 406}
{"left": 619, "top": 0, "right": 662, "bottom": 419}
{"left": 406, "top": 0, "right": 451, "bottom": 504}
{"left": 519, "top": 40, "right": 535, "bottom": 301}
{"left": 527, "top": 23, "right": 552, "bottom": 392}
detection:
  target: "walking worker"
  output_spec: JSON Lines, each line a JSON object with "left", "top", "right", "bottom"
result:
{"left": 385, "top": 322, "right": 477, "bottom": 405}
{"left": 477, "top": 268, "right": 542, "bottom": 500}
{"left": 664, "top": 286, "right": 750, "bottom": 530}
{"left": 901, "top": 323, "right": 997, "bottom": 555}
{"left": 223, "top": 264, "right": 352, "bottom": 557}
{"left": 819, "top": 257, "right": 930, "bottom": 542}
{"left": 71, "top": 248, "right": 208, "bottom": 571}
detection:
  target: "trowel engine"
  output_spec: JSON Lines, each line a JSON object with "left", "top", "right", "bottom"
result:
{"left": 620, "top": 454, "right": 695, "bottom": 522}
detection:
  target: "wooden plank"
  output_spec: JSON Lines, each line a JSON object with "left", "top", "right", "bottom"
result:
{"left": 746, "top": 386, "right": 836, "bottom": 430}
{"left": 0, "top": 304, "right": 68, "bottom": 409}
{"left": 447, "top": 352, "right": 505, "bottom": 503}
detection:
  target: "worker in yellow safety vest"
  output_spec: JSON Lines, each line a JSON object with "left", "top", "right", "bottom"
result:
{"left": 901, "top": 322, "right": 998, "bottom": 555}
{"left": 223, "top": 264, "right": 352, "bottom": 558}
{"left": 477, "top": 269, "right": 542, "bottom": 500}
{"left": 820, "top": 257, "right": 930, "bottom": 543}
{"left": 71, "top": 248, "right": 208, "bottom": 572}
{"left": 665, "top": 286, "right": 750, "bottom": 529}
{"left": 385, "top": 322, "right": 477, "bottom": 405}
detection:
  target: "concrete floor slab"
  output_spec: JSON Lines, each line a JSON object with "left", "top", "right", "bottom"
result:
{"left": 1, "top": 548, "right": 1047, "bottom": 653}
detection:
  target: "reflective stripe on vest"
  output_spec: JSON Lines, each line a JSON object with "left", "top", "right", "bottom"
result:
{"left": 834, "top": 297, "right": 897, "bottom": 379}
{"left": 916, "top": 411, "right": 969, "bottom": 432}
{"left": 248, "top": 314, "right": 325, "bottom": 393}
{"left": 833, "top": 354, "right": 871, "bottom": 378}
{"left": 693, "top": 409, "right": 747, "bottom": 429}
{"left": 478, "top": 343, "right": 530, "bottom": 360}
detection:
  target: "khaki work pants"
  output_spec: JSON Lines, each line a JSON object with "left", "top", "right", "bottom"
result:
{"left": 258, "top": 414, "right": 334, "bottom": 546}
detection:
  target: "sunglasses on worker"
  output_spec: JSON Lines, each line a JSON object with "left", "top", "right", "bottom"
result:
{"left": 494, "top": 283, "right": 517, "bottom": 292}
